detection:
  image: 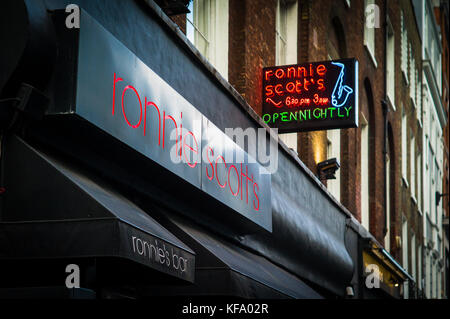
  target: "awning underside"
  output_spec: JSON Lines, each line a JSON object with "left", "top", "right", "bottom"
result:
{"left": 155, "top": 214, "right": 324, "bottom": 299}
{"left": 0, "top": 135, "right": 195, "bottom": 282}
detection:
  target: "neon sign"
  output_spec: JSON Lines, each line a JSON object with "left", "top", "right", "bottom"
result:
{"left": 262, "top": 59, "right": 358, "bottom": 133}
{"left": 111, "top": 74, "right": 263, "bottom": 212}
{"left": 330, "top": 62, "right": 354, "bottom": 107}
{"left": 71, "top": 10, "right": 272, "bottom": 231}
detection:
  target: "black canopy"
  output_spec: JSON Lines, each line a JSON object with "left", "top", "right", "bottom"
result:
{"left": 0, "top": 135, "right": 195, "bottom": 283}
{"left": 144, "top": 213, "right": 324, "bottom": 299}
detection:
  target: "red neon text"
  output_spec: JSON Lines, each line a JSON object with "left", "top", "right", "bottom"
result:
{"left": 112, "top": 72, "right": 261, "bottom": 212}
{"left": 264, "top": 78, "right": 325, "bottom": 97}
{"left": 206, "top": 146, "right": 260, "bottom": 210}
{"left": 265, "top": 64, "right": 327, "bottom": 81}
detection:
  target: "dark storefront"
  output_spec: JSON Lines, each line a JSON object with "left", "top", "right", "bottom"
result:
{"left": 0, "top": 0, "right": 409, "bottom": 299}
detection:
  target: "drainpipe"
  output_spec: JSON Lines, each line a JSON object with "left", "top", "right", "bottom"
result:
{"left": 382, "top": 0, "right": 388, "bottom": 239}
{"left": 382, "top": 100, "right": 388, "bottom": 237}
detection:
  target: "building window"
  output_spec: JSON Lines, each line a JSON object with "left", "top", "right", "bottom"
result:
{"left": 417, "top": 152, "right": 422, "bottom": 210}
{"left": 434, "top": 159, "right": 439, "bottom": 224}
{"left": 436, "top": 270, "right": 441, "bottom": 299}
{"left": 276, "top": 0, "right": 298, "bottom": 153}
{"left": 402, "top": 216, "right": 409, "bottom": 298}
{"left": 424, "top": 4, "right": 428, "bottom": 53}
{"left": 402, "top": 107, "right": 408, "bottom": 182}
{"left": 426, "top": 253, "right": 431, "bottom": 298}
{"left": 187, "top": 1, "right": 210, "bottom": 60}
{"left": 327, "top": 129, "right": 341, "bottom": 201}
{"left": 364, "top": 0, "right": 377, "bottom": 66}
{"left": 400, "top": 11, "right": 408, "bottom": 81}
{"left": 418, "top": 245, "right": 422, "bottom": 290}
{"left": 409, "top": 45, "right": 417, "bottom": 107}
{"left": 430, "top": 258, "right": 436, "bottom": 299}
{"left": 410, "top": 131, "right": 415, "bottom": 199}
{"left": 411, "top": 233, "right": 416, "bottom": 286}
{"left": 417, "top": 70, "right": 422, "bottom": 123}
{"left": 386, "top": 18, "right": 395, "bottom": 107}
{"left": 279, "top": 134, "right": 298, "bottom": 154}
{"left": 428, "top": 143, "right": 435, "bottom": 219}
{"left": 384, "top": 153, "right": 390, "bottom": 251}
{"left": 186, "top": 0, "right": 229, "bottom": 79}
{"left": 416, "top": 68, "right": 421, "bottom": 116}
{"left": 361, "top": 120, "right": 369, "bottom": 230}
{"left": 402, "top": 217, "right": 408, "bottom": 270}
{"left": 276, "top": 0, "right": 287, "bottom": 66}
{"left": 276, "top": 0, "right": 298, "bottom": 66}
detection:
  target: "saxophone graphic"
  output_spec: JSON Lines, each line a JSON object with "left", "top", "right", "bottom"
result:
{"left": 331, "top": 62, "right": 353, "bottom": 108}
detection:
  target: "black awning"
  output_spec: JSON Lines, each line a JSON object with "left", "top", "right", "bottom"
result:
{"left": 146, "top": 214, "right": 324, "bottom": 299}
{"left": 0, "top": 135, "right": 195, "bottom": 283}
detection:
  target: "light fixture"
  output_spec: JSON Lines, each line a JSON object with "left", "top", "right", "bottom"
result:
{"left": 346, "top": 286, "right": 354, "bottom": 297}
{"left": 389, "top": 276, "right": 400, "bottom": 287}
{"left": 435, "top": 192, "right": 448, "bottom": 206}
{"left": 395, "top": 236, "right": 402, "bottom": 249}
{"left": 317, "top": 158, "right": 340, "bottom": 180}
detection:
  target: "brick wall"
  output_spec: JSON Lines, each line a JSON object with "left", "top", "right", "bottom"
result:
{"left": 435, "top": 3, "right": 449, "bottom": 222}
{"left": 170, "top": 14, "right": 186, "bottom": 34}
{"left": 167, "top": 0, "right": 426, "bottom": 275}
{"left": 391, "top": 0, "right": 424, "bottom": 272}
{"left": 228, "top": 0, "right": 276, "bottom": 115}
{"left": 296, "top": 0, "right": 387, "bottom": 242}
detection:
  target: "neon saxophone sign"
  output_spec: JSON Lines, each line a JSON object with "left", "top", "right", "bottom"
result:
{"left": 331, "top": 62, "right": 353, "bottom": 108}
{"left": 262, "top": 58, "right": 358, "bottom": 133}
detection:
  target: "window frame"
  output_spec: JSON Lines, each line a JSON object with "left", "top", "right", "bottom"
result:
{"left": 364, "top": 0, "right": 377, "bottom": 67}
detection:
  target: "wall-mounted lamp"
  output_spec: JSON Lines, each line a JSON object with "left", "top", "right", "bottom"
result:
{"left": 395, "top": 236, "right": 402, "bottom": 249}
{"left": 345, "top": 286, "right": 355, "bottom": 297}
{"left": 317, "top": 158, "right": 340, "bottom": 181}
{"left": 436, "top": 192, "right": 448, "bottom": 206}
{"left": 389, "top": 276, "right": 399, "bottom": 287}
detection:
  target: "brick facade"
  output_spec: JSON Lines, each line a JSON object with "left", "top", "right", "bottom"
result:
{"left": 435, "top": 0, "right": 449, "bottom": 236}
{"left": 169, "top": 0, "right": 447, "bottom": 297}
{"left": 390, "top": 0, "right": 424, "bottom": 276}
{"left": 228, "top": 0, "right": 276, "bottom": 115}
{"left": 434, "top": 0, "right": 449, "bottom": 298}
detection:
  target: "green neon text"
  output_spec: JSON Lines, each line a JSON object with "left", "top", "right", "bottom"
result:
{"left": 263, "top": 106, "right": 353, "bottom": 124}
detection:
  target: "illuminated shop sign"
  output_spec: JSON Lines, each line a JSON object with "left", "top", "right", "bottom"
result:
{"left": 74, "top": 11, "right": 271, "bottom": 231}
{"left": 262, "top": 59, "right": 358, "bottom": 133}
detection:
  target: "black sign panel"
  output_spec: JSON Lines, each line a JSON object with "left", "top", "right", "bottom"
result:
{"left": 73, "top": 10, "right": 272, "bottom": 231}
{"left": 262, "top": 59, "right": 358, "bottom": 133}
{"left": 122, "top": 224, "right": 195, "bottom": 282}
